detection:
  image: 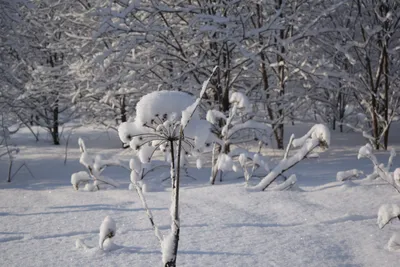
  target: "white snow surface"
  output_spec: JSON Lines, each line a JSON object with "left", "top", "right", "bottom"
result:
{"left": 2, "top": 123, "right": 400, "bottom": 266}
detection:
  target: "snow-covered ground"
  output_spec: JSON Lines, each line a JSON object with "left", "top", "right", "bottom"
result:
{"left": 1, "top": 123, "right": 400, "bottom": 266}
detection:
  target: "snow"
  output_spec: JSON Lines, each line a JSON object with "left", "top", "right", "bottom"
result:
{"left": 135, "top": 91, "right": 197, "bottom": 126}
{"left": 71, "top": 171, "right": 91, "bottom": 190}
{"left": 292, "top": 124, "right": 331, "bottom": 148}
{"left": 161, "top": 232, "right": 175, "bottom": 265}
{"left": 206, "top": 109, "right": 226, "bottom": 125}
{"left": 217, "top": 153, "right": 234, "bottom": 172}
{"left": 2, "top": 123, "right": 400, "bottom": 266}
{"left": 229, "top": 91, "right": 251, "bottom": 112}
{"left": 129, "top": 156, "right": 142, "bottom": 173}
{"left": 388, "top": 234, "right": 400, "bottom": 252}
{"left": 99, "top": 216, "right": 117, "bottom": 249}
{"left": 394, "top": 168, "right": 400, "bottom": 187}
{"left": 377, "top": 204, "right": 400, "bottom": 229}
{"left": 358, "top": 143, "right": 373, "bottom": 159}
{"left": 336, "top": 169, "right": 363, "bottom": 181}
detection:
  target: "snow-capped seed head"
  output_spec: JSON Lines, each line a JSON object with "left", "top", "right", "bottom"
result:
{"left": 99, "top": 216, "right": 116, "bottom": 249}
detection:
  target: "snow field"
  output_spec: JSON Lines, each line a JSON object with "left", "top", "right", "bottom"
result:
{"left": 1, "top": 123, "right": 400, "bottom": 266}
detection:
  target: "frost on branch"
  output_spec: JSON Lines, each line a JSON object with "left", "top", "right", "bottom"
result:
{"left": 357, "top": 145, "right": 400, "bottom": 193}
{"left": 73, "top": 138, "right": 120, "bottom": 191}
{"left": 99, "top": 216, "right": 116, "bottom": 249}
{"left": 292, "top": 124, "right": 331, "bottom": 149}
{"left": 377, "top": 204, "right": 400, "bottom": 229}
{"left": 208, "top": 90, "right": 271, "bottom": 184}
{"left": 249, "top": 124, "right": 331, "bottom": 191}
{"left": 336, "top": 169, "right": 363, "bottom": 182}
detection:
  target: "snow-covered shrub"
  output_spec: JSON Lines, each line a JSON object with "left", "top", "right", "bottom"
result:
{"left": 71, "top": 138, "right": 122, "bottom": 191}
{"left": 358, "top": 145, "right": 400, "bottom": 193}
{"left": 207, "top": 91, "right": 271, "bottom": 184}
{"left": 377, "top": 204, "right": 400, "bottom": 251}
{"left": 248, "top": 124, "right": 331, "bottom": 191}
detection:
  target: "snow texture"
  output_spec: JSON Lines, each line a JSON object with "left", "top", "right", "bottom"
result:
{"left": 250, "top": 136, "right": 321, "bottom": 191}
{"left": 358, "top": 143, "right": 373, "bottom": 160}
{"left": 206, "top": 109, "right": 226, "bottom": 124}
{"left": 394, "top": 168, "right": 400, "bottom": 187}
{"left": 388, "top": 234, "right": 400, "bottom": 252}
{"left": 273, "top": 174, "right": 297, "bottom": 191}
{"left": 229, "top": 91, "right": 251, "bottom": 112}
{"left": 99, "top": 216, "right": 116, "bottom": 249}
{"left": 129, "top": 156, "right": 142, "bottom": 173}
{"left": 217, "top": 153, "right": 234, "bottom": 172}
{"left": 377, "top": 204, "right": 400, "bottom": 229}
{"left": 4, "top": 123, "right": 400, "bottom": 267}
{"left": 161, "top": 233, "right": 175, "bottom": 264}
{"left": 70, "top": 171, "right": 91, "bottom": 190}
{"left": 135, "top": 91, "right": 197, "bottom": 126}
{"left": 336, "top": 169, "right": 363, "bottom": 181}
{"left": 292, "top": 124, "right": 331, "bottom": 148}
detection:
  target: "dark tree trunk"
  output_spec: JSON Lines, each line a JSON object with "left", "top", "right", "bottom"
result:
{"left": 52, "top": 100, "right": 60, "bottom": 145}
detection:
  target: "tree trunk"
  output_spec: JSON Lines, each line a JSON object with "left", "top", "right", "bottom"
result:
{"left": 52, "top": 100, "right": 60, "bottom": 145}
